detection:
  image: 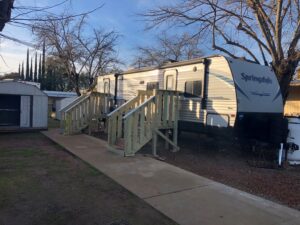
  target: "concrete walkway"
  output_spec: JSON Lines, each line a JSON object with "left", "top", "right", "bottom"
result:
{"left": 43, "top": 129, "right": 300, "bottom": 225}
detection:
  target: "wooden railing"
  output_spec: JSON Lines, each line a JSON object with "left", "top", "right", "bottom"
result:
{"left": 60, "top": 94, "right": 86, "bottom": 115}
{"left": 107, "top": 90, "right": 154, "bottom": 146}
{"left": 107, "top": 90, "right": 180, "bottom": 156}
{"left": 61, "top": 92, "right": 112, "bottom": 135}
{"left": 61, "top": 94, "right": 90, "bottom": 134}
{"left": 123, "top": 96, "right": 156, "bottom": 156}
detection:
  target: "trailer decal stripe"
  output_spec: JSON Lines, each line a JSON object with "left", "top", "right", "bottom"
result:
{"left": 272, "top": 88, "right": 281, "bottom": 102}
{"left": 209, "top": 73, "right": 235, "bottom": 87}
{"left": 235, "top": 83, "right": 250, "bottom": 100}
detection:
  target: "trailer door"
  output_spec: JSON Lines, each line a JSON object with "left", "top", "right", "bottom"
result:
{"left": 164, "top": 69, "right": 178, "bottom": 91}
{"left": 20, "top": 96, "right": 31, "bottom": 128}
{"left": 103, "top": 78, "right": 110, "bottom": 94}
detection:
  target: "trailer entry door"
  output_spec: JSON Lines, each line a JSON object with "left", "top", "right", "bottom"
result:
{"left": 164, "top": 69, "right": 178, "bottom": 91}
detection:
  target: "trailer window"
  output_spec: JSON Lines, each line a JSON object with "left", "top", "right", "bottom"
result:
{"left": 104, "top": 81, "right": 110, "bottom": 93}
{"left": 166, "top": 75, "right": 174, "bottom": 90}
{"left": 147, "top": 82, "right": 159, "bottom": 90}
{"left": 185, "top": 80, "right": 202, "bottom": 97}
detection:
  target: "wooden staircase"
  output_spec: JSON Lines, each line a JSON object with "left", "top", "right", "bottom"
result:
{"left": 107, "top": 90, "right": 180, "bottom": 156}
{"left": 60, "top": 92, "right": 113, "bottom": 135}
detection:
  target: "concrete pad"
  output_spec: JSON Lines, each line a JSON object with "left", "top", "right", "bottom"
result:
{"left": 146, "top": 184, "right": 300, "bottom": 225}
{"left": 99, "top": 156, "right": 212, "bottom": 198}
{"left": 45, "top": 130, "right": 212, "bottom": 199}
{"left": 43, "top": 129, "right": 300, "bottom": 225}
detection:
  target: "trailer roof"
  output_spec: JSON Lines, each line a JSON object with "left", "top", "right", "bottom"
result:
{"left": 122, "top": 57, "right": 209, "bottom": 75}
{"left": 111, "top": 55, "right": 265, "bottom": 76}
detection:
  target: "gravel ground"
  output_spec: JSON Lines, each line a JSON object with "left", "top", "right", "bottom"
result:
{"left": 90, "top": 127, "right": 300, "bottom": 211}
{"left": 147, "top": 131, "right": 300, "bottom": 210}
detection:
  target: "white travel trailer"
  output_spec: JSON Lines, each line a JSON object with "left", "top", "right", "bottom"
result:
{"left": 97, "top": 55, "right": 284, "bottom": 143}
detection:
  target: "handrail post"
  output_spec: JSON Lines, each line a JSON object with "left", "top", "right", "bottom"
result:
{"left": 152, "top": 129, "right": 158, "bottom": 157}
{"left": 172, "top": 92, "right": 179, "bottom": 152}
{"left": 88, "top": 95, "right": 93, "bottom": 135}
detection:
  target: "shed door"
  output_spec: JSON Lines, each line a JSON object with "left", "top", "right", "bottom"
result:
{"left": 0, "top": 95, "right": 20, "bottom": 126}
{"left": 20, "top": 96, "right": 31, "bottom": 128}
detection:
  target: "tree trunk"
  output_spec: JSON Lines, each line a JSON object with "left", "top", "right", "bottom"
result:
{"left": 273, "top": 60, "right": 298, "bottom": 104}
{"left": 74, "top": 73, "right": 81, "bottom": 96}
{"left": 89, "top": 77, "right": 94, "bottom": 86}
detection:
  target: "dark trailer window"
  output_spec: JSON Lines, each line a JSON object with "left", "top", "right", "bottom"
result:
{"left": 185, "top": 80, "right": 202, "bottom": 97}
{"left": 147, "top": 82, "right": 159, "bottom": 91}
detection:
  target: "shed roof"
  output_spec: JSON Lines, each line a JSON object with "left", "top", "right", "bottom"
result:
{"left": 43, "top": 91, "right": 77, "bottom": 98}
{"left": 0, "top": 81, "right": 47, "bottom": 96}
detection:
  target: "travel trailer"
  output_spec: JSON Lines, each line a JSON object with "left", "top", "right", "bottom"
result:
{"left": 97, "top": 55, "right": 283, "bottom": 143}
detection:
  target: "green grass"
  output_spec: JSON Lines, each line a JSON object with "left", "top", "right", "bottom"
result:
{"left": 0, "top": 148, "right": 41, "bottom": 157}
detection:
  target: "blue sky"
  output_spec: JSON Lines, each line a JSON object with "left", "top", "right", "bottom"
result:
{"left": 0, "top": 0, "right": 177, "bottom": 75}
{"left": 0, "top": 0, "right": 271, "bottom": 76}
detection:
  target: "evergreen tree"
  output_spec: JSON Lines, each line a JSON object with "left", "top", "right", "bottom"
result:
{"left": 42, "top": 41, "right": 46, "bottom": 79}
{"left": 41, "top": 42, "right": 46, "bottom": 89}
{"left": 21, "top": 62, "right": 25, "bottom": 80}
{"left": 38, "top": 54, "right": 42, "bottom": 82}
{"left": 29, "top": 57, "right": 33, "bottom": 81}
{"left": 34, "top": 52, "right": 38, "bottom": 82}
{"left": 25, "top": 49, "right": 29, "bottom": 81}
{"left": 18, "top": 63, "right": 21, "bottom": 79}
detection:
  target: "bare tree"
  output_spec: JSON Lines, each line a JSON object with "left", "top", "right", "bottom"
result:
{"left": 76, "top": 19, "right": 120, "bottom": 86}
{"left": 143, "top": 0, "right": 300, "bottom": 100}
{"left": 1, "top": 1, "right": 101, "bottom": 43}
{"left": 32, "top": 15, "right": 119, "bottom": 95}
{"left": 132, "top": 32, "right": 202, "bottom": 68}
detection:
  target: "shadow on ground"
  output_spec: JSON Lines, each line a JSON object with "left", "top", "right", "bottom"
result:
{"left": 0, "top": 132, "right": 178, "bottom": 225}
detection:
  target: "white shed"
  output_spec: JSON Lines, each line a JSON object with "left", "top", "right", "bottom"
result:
{"left": 0, "top": 81, "right": 48, "bottom": 130}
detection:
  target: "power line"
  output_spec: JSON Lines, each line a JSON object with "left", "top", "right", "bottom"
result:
{"left": 0, "top": 33, "right": 35, "bottom": 47}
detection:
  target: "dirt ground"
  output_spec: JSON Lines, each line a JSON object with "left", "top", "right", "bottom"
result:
{"left": 0, "top": 132, "right": 177, "bottom": 225}
{"left": 142, "top": 131, "right": 300, "bottom": 211}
